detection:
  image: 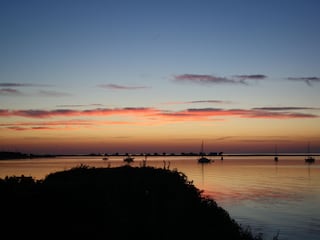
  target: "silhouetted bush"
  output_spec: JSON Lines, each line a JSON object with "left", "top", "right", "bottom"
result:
{"left": 0, "top": 166, "right": 263, "bottom": 240}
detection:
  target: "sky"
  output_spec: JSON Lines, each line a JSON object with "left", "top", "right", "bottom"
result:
{"left": 1, "top": 0, "right": 320, "bottom": 154}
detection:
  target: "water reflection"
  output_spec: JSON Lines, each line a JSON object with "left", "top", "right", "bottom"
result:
{"left": 200, "top": 162, "right": 204, "bottom": 187}
{"left": 274, "top": 160, "right": 278, "bottom": 175}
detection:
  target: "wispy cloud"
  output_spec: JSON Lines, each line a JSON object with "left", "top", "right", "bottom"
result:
{"left": 7, "top": 126, "right": 29, "bottom": 131}
{"left": 244, "top": 110, "right": 316, "bottom": 119}
{"left": 159, "top": 108, "right": 318, "bottom": 120}
{"left": 56, "top": 104, "right": 104, "bottom": 108}
{"left": 1, "top": 119, "right": 146, "bottom": 131}
{"left": 233, "top": 74, "right": 267, "bottom": 84}
{"left": 0, "top": 83, "right": 62, "bottom": 97}
{"left": 174, "top": 74, "right": 238, "bottom": 84}
{"left": 253, "top": 107, "right": 318, "bottom": 111}
{"left": 1, "top": 119, "right": 99, "bottom": 131}
{"left": 287, "top": 77, "right": 320, "bottom": 86}
{"left": 0, "top": 107, "right": 159, "bottom": 118}
{"left": 98, "top": 84, "right": 150, "bottom": 90}
{"left": 0, "top": 88, "right": 24, "bottom": 96}
{"left": 234, "top": 75, "right": 267, "bottom": 80}
{"left": 0, "top": 88, "right": 70, "bottom": 97}
{"left": 38, "top": 90, "right": 71, "bottom": 97}
{"left": 162, "top": 100, "right": 232, "bottom": 105}
{"left": 173, "top": 74, "right": 267, "bottom": 85}
{"left": 187, "top": 100, "right": 232, "bottom": 104}
{"left": 0, "top": 83, "right": 34, "bottom": 87}
{"left": 0, "top": 83, "right": 51, "bottom": 87}
{"left": 0, "top": 120, "right": 92, "bottom": 127}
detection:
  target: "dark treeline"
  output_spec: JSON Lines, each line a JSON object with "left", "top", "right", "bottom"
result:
{"left": 0, "top": 151, "right": 56, "bottom": 160}
{"left": 0, "top": 151, "right": 30, "bottom": 159}
{"left": 0, "top": 165, "right": 265, "bottom": 240}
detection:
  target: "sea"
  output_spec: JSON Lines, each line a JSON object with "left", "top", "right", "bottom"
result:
{"left": 0, "top": 155, "right": 319, "bottom": 240}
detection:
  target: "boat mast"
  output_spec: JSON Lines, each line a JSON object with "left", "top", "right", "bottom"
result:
{"left": 307, "top": 142, "right": 311, "bottom": 156}
{"left": 201, "top": 140, "right": 204, "bottom": 157}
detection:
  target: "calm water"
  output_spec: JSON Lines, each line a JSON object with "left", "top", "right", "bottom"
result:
{"left": 1, "top": 155, "right": 319, "bottom": 240}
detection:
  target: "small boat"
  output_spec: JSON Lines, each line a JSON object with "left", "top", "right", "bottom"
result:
{"left": 197, "top": 141, "right": 213, "bottom": 164}
{"left": 305, "top": 156, "right": 315, "bottom": 164}
{"left": 274, "top": 144, "right": 279, "bottom": 162}
{"left": 102, "top": 157, "right": 109, "bottom": 160}
{"left": 219, "top": 152, "right": 224, "bottom": 161}
{"left": 198, "top": 156, "right": 212, "bottom": 163}
{"left": 123, "top": 155, "right": 134, "bottom": 163}
{"left": 305, "top": 142, "right": 315, "bottom": 164}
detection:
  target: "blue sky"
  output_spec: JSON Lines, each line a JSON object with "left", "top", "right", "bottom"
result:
{"left": 1, "top": 0, "right": 320, "bottom": 154}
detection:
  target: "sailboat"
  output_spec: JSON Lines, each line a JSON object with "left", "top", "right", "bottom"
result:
{"left": 305, "top": 142, "right": 315, "bottom": 164}
{"left": 123, "top": 154, "right": 134, "bottom": 163}
{"left": 274, "top": 144, "right": 279, "bottom": 162}
{"left": 198, "top": 141, "right": 213, "bottom": 164}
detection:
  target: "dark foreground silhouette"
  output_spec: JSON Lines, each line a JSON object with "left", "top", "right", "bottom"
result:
{"left": 0, "top": 165, "right": 264, "bottom": 240}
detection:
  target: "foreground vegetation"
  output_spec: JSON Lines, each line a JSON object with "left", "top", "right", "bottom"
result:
{"left": 0, "top": 165, "right": 264, "bottom": 240}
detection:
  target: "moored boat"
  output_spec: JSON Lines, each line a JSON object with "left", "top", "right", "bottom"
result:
{"left": 197, "top": 141, "right": 213, "bottom": 164}
{"left": 305, "top": 156, "right": 315, "bottom": 164}
{"left": 123, "top": 155, "right": 134, "bottom": 163}
{"left": 305, "top": 142, "right": 315, "bottom": 164}
{"left": 274, "top": 144, "right": 279, "bottom": 162}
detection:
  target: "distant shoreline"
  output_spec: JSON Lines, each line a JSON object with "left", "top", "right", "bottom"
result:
{"left": 0, "top": 151, "right": 56, "bottom": 160}
{"left": 1, "top": 151, "right": 319, "bottom": 160}
{"left": 217, "top": 153, "right": 320, "bottom": 157}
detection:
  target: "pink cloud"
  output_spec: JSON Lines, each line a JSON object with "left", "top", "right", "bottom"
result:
{"left": 1, "top": 118, "right": 155, "bottom": 131}
{"left": 0, "top": 106, "right": 318, "bottom": 131}
{"left": 0, "top": 88, "right": 23, "bottom": 96}
{"left": 159, "top": 108, "right": 318, "bottom": 120}
{"left": 0, "top": 108, "right": 160, "bottom": 118}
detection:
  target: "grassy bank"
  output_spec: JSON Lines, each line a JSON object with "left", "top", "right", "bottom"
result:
{"left": 0, "top": 165, "right": 264, "bottom": 240}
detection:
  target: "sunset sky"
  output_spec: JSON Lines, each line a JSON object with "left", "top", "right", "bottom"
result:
{"left": 1, "top": 0, "right": 320, "bottom": 154}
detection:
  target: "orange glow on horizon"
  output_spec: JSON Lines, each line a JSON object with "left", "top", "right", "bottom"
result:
{"left": 1, "top": 130, "right": 319, "bottom": 155}
{"left": 1, "top": 107, "right": 319, "bottom": 155}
